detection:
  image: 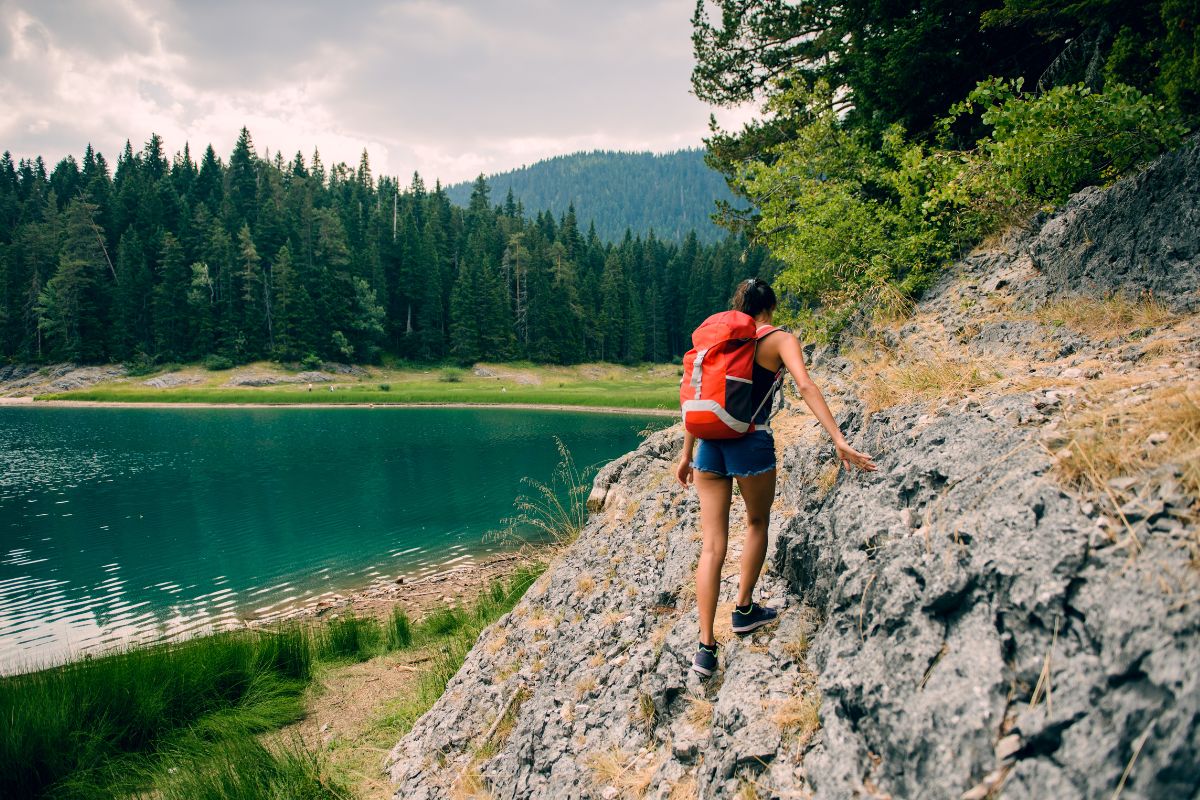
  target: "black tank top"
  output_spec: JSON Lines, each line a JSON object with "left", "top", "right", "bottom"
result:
{"left": 750, "top": 332, "right": 781, "bottom": 425}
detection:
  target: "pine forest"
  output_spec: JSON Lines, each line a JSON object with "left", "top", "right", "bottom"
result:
{"left": 0, "top": 130, "right": 776, "bottom": 368}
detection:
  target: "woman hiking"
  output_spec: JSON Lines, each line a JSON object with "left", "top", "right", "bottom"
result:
{"left": 675, "top": 278, "right": 877, "bottom": 677}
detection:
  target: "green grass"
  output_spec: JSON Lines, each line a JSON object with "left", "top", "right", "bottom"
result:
{"left": 36, "top": 382, "right": 675, "bottom": 409}
{"left": 371, "top": 565, "right": 542, "bottom": 739}
{"left": 30, "top": 360, "right": 682, "bottom": 411}
{"left": 0, "top": 565, "right": 543, "bottom": 800}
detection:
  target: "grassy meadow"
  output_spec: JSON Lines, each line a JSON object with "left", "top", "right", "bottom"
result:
{"left": 0, "top": 565, "right": 542, "bottom": 800}
{"left": 33, "top": 361, "right": 681, "bottom": 412}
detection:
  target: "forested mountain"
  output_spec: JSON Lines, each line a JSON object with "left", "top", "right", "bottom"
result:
{"left": 0, "top": 132, "right": 776, "bottom": 367}
{"left": 443, "top": 150, "right": 734, "bottom": 243}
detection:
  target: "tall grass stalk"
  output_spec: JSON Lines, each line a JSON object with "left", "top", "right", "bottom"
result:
{"left": 501, "top": 437, "right": 595, "bottom": 547}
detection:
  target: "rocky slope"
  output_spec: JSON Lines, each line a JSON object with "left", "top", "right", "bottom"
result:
{"left": 386, "top": 139, "right": 1199, "bottom": 799}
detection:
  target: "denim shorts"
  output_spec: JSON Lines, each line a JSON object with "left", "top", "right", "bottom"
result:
{"left": 692, "top": 430, "right": 776, "bottom": 478}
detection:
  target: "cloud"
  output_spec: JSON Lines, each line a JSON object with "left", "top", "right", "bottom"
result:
{"left": 0, "top": 0, "right": 753, "bottom": 184}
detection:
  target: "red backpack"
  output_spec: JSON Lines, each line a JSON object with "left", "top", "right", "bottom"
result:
{"left": 680, "top": 310, "right": 782, "bottom": 439}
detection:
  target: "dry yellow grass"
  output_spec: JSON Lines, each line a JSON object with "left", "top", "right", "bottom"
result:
{"left": 584, "top": 747, "right": 662, "bottom": 798}
{"left": 1051, "top": 382, "right": 1199, "bottom": 538}
{"left": 450, "top": 765, "right": 493, "bottom": 800}
{"left": 1035, "top": 294, "right": 1177, "bottom": 340}
{"left": 576, "top": 574, "right": 596, "bottom": 595}
{"left": 483, "top": 631, "right": 508, "bottom": 656}
{"left": 683, "top": 693, "right": 713, "bottom": 729}
{"left": 588, "top": 652, "right": 606, "bottom": 669}
{"left": 636, "top": 692, "right": 657, "bottom": 735}
{"left": 868, "top": 281, "right": 917, "bottom": 327}
{"left": 493, "top": 659, "right": 520, "bottom": 683}
{"left": 667, "top": 775, "right": 698, "bottom": 800}
{"left": 814, "top": 463, "right": 840, "bottom": 498}
{"left": 859, "top": 351, "right": 1001, "bottom": 414}
{"left": 772, "top": 691, "right": 822, "bottom": 745}
{"left": 524, "top": 609, "right": 554, "bottom": 630}
{"left": 603, "top": 610, "right": 625, "bottom": 626}
{"left": 782, "top": 629, "right": 811, "bottom": 662}
{"left": 649, "top": 620, "right": 673, "bottom": 652}
{"left": 575, "top": 675, "right": 598, "bottom": 698}
{"left": 736, "top": 777, "right": 764, "bottom": 800}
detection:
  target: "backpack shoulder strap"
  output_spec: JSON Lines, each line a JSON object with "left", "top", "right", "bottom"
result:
{"left": 755, "top": 324, "right": 781, "bottom": 339}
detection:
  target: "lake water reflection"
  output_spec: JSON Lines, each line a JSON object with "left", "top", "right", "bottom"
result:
{"left": 0, "top": 405, "right": 659, "bottom": 673}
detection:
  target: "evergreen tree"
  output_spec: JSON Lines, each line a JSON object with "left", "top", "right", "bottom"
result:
{"left": 226, "top": 128, "right": 258, "bottom": 229}
{"left": 36, "top": 201, "right": 109, "bottom": 360}
{"left": 236, "top": 224, "right": 265, "bottom": 357}
{"left": 153, "top": 233, "right": 189, "bottom": 359}
{"left": 112, "top": 229, "right": 152, "bottom": 359}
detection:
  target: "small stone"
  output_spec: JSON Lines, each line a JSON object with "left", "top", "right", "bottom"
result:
{"left": 1118, "top": 499, "right": 1165, "bottom": 523}
{"left": 1145, "top": 431, "right": 1169, "bottom": 446}
{"left": 1060, "top": 367, "right": 1083, "bottom": 379}
{"left": 672, "top": 737, "right": 699, "bottom": 763}
{"left": 1040, "top": 430, "right": 1071, "bottom": 449}
{"left": 1107, "top": 476, "right": 1139, "bottom": 492}
{"left": 734, "top": 718, "right": 781, "bottom": 764}
{"left": 995, "top": 734, "right": 1021, "bottom": 762}
{"left": 601, "top": 786, "right": 619, "bottom": 800}
{"left": 1157, "top": 478, "right": 1186, "bottom": 507}
{"left": 1083, "top": 367, "right": 1103, "bottom": 379}
{"left": 1151, "top": 516, "right": 1183, "bottom": 534}
{"left": 900, "top": 508, "right": 919, "bottom": 530}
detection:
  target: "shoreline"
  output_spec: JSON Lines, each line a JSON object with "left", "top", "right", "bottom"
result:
{"left": 2, "top": 546, "right": 554, "bottom": 677}
{"left": 1, "top": 396, "right": 678, "bottom": 417}
{"left": 244, "top": 546, "right": 554, "bottom": 630}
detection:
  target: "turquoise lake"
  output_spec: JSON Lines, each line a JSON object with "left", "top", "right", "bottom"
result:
{"left": 0, "top": 406, "right": 659, "bottom": 673}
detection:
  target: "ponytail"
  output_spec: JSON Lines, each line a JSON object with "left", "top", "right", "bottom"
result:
{"left": 729, "top": 278, "right": 777, "bottom": 317}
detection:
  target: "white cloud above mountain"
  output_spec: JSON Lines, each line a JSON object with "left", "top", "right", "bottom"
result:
{"left": 0, "top": 0, "right": 755, "bottom": 183}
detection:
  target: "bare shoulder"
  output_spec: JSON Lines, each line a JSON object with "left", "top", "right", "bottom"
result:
{"left": 761, "top": 327, "right": 798, "bottom": 355}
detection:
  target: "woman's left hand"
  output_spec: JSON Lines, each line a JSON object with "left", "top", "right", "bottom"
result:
{"left": 836, "top": 441, "right": 877, "bottom": 472}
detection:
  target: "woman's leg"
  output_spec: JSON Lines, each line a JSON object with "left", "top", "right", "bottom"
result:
{"left": 734, "top": 469, "right": 777, "bottom": 607}
{"left": 695, "top": 469, "right": 732, "bottom": 646}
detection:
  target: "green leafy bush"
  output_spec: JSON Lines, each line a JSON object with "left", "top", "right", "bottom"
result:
{"left": 740, "top": 77, "right": 1189, "bottom": 338}
{"left": 203, "top": 355, "right": 234, "bottom": 371}
{"left": 946, "top": 78, "right": 1187, "bottom": 203}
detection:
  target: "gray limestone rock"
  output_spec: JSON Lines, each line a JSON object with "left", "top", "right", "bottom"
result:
{"left": 383, "top": 137, "right": 1200, "bottom": 800}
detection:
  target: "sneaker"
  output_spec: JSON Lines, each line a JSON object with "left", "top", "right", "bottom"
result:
{"left": 731, "top": 602, "right": 778, "bottom": 635}
{"left": 691, "top": 643, "right": 718, "bottom": 677}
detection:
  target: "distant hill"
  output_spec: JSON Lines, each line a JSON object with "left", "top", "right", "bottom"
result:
{"left": 443, "top": 149, "right": 735, "bottom": 243}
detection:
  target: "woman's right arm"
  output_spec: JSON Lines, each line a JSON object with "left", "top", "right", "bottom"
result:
{"left": 676, "top": 430, "right": 696, "bottom": 486}
{"left": 776, "top": 334, "right": 877, "bottom": 472}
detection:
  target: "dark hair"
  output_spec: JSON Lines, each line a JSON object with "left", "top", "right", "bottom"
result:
{"left": 730, "top": 278, "right": 777, "bottom": 317}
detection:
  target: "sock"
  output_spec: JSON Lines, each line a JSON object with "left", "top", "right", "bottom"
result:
{"left": 698, "top": 640, "right": 717, "bottom": 652}
{"left": 735, "top": 602, "right": 754, "bottom": 614}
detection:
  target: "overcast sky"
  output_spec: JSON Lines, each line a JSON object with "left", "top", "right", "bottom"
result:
{"left": 0, "top": 0, "right": 752, "bottom": 184}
